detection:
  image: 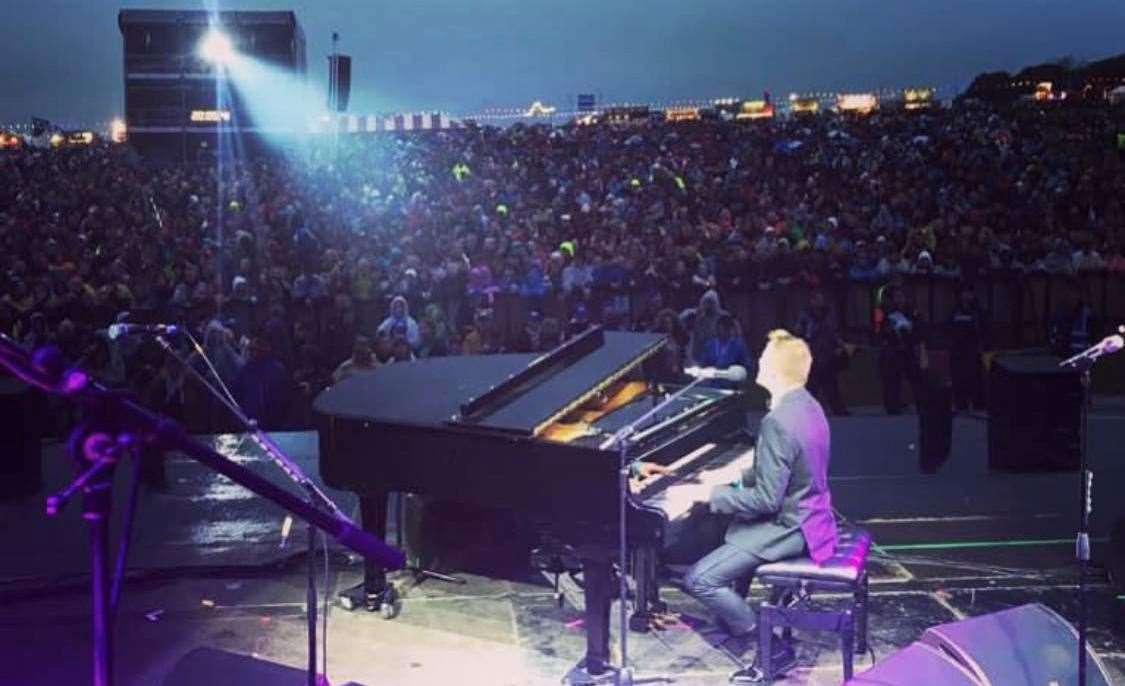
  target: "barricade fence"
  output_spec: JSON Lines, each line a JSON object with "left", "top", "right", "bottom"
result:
{"left": 54, "top": 272, "right": 1125, "bottom": 359}
{"left": 487, "top": 272, "right": 1125, "bottom": 352}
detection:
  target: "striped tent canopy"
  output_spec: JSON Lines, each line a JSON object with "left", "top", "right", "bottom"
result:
{"left": 315, "top": 112, "right": 459, "bottom": 134}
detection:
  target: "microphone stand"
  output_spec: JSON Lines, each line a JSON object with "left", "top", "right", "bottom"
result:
{"left": 0, "top": 335, "right": 403, "bottom": 686}
{"left": 151, "top": 331, "right": 346, "bottom": 686}
{"left": 1059, "top": 335, "right": 1119, "bottom": 686}
{"left": 599, "top": 373, "right": 710, "bottom": 686}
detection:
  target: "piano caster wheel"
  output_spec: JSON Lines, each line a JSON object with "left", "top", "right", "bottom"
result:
{"left": 628, "top": 613, "right": 652, "bottom": 634}
{"left": 376, "top": 586, "right": 401, "bottom": 620}
{"left": 339, "top": 583, "right": 402, "bottom": 618}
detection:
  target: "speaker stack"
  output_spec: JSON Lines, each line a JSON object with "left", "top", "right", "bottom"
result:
{"left": 848, "top": 603, "right": 1112, "bottom": 685}
{"left": 988, "top": 354, "right": 1081, "bottom": 471}
{"left": 0, "top": 376, "right": 43, "bottom": 499}
{"left": 328, "top": 54, "right": 352, "bottom": 112}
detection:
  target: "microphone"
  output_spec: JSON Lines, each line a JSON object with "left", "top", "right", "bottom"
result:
{"left": 1060, "top": 327, "right": 1125, "bottom": 368}
{"left": 1094, "top": 330, "right": 1125, "bottom": 355}
{"left": 685, "top": 365, "right": 747, "bottom": 382}
{"left": 105, "top": 323, "right": 180, "bottom": 341}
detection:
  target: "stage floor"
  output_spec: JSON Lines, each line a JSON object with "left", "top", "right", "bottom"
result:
{"left": 2, "top": 407, "right": 1124, "bottom": 685}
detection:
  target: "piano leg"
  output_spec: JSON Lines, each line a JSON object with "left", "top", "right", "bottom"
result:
{"left": 580, "top": 553, "right": 614, "bottom": 676}
{"left": 628, "top": 545, "right": 665, "bottom": 632}
{"left": 361, "top": 492, "right": 389, "bottom": 594}
{"left": 338, "top": 491, "right": 396, "bottom": 614}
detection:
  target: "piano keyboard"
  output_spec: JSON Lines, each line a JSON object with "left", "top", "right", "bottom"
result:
{"left": 634, "top": 442, "right": 755, "bottom": 501}
{"left": 633, "top": 442, "right": 756, "bottom": 558}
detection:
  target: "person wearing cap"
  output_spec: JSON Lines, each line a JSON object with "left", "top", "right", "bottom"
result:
{"left": 914, "top": 250, "right": 934, "bottom": 273}
{"left": 561, "top": 250, "right": 592, "bottom": 296}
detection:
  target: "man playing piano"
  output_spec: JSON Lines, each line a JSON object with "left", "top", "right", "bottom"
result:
{"left": 670, "top": 329, "right": 837, "bottom": 683}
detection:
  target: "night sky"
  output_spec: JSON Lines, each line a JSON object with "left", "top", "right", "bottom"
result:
{"left": 3, "top": 0, "right": 1124, "bottom": 125}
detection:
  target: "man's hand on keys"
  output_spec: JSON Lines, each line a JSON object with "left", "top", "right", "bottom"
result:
{"left": 635, "top": 462, "right": 672, "bottom": 479}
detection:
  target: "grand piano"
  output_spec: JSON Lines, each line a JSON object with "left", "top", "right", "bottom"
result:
{"left": 314, "top": 326, "right": 750, "bottom": 676}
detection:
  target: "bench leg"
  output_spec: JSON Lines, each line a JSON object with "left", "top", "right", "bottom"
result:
{"left": 841, "top": 610, "right": 855, "bottom": 682}
{"left": 855, "top": 574, "right": 869, "bottom": 654}
{"left": 767, "top": 587, "right": 795, "bottom": 643}
{"left": 759, "top": 605, "right": 774, "bottom": 678}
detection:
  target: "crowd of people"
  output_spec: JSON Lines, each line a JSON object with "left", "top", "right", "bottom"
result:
{"left": 2, "top": 99, "right": 1124, "bottom": 429}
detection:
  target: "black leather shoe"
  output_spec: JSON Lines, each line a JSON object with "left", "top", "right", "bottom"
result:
{"left": 728, "top": 664, "right": 767, "bottom": 684}
{"left": 719, "top": 627, "right": 759, "bottom": 657}
{"left": 729, "top": 638, "right": 796, "bottom": 683}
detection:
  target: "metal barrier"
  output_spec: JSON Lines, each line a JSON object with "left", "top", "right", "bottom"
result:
{"left": 57, "top": 271, "right": 1125, "bottom": 355}
{"left": 486, "top": 272, "right": 1125, "bottom": 350}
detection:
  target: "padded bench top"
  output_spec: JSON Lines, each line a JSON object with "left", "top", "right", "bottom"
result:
{"left": 757, "top": 529, "right": 872, "bottom": 586}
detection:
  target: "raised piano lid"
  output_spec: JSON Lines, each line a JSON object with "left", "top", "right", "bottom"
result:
{"left": 313, "top": 352, "right": 535, "bottom": 427}
{"left": 451, "top": 328, "right": 664, "bottom": 436}
{"left": 312, "top": 328, "right": 666, "bottom": 436}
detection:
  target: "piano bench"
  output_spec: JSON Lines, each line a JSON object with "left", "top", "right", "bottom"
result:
{"left": 754, "top": 528, "right": 872, "bottom": 683}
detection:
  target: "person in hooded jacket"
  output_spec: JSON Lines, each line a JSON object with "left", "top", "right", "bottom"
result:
{"left": 376, "top": 295, "right": 421, "bottom": 350}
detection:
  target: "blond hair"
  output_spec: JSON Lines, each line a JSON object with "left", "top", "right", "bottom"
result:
{"left": 764, "top": 329, "right": 812, "bottom": 385}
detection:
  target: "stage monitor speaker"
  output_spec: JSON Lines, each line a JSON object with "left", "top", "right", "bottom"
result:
{"left": 329, "top": 54, "right": 351, "bottom": 112}
{"left": 920, "top": 603, "right": 1111, "bottom": 686}
{"left": 846, "top": 642, "right": 978, "bottom": 685}
{"left": 162, "top": 648, "right": 306, "bottom": 685}
{"left": 162, "top": 648, "right": 371, "bottom": 686}
{"left": 988, "top": 354, "right": 1081, "bottom": 471}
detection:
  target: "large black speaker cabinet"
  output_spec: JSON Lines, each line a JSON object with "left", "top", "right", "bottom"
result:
{"left": 847, "top": 642, "right": 978, "bottom": 684}
{"left": 920, "top": 603, "right": 1111, "bottom": 686}
{"left": 988, "top": 354, "right": 1081, "bottom": 471}
{"left": 0, "top": 376, "right": 43, "bottom": 499}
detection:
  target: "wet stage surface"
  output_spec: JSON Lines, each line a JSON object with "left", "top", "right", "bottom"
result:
{"left": 2, "top": 410, "right": 1124, "bottom": 685}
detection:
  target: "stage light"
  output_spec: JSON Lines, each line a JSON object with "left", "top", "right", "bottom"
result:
{"left": 198, "top": 29, "right": 234, "bottom": 65}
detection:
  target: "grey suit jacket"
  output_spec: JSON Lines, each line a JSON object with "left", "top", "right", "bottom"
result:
{"left": 708, "top": 387, "right": 838, "bottom": 563}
